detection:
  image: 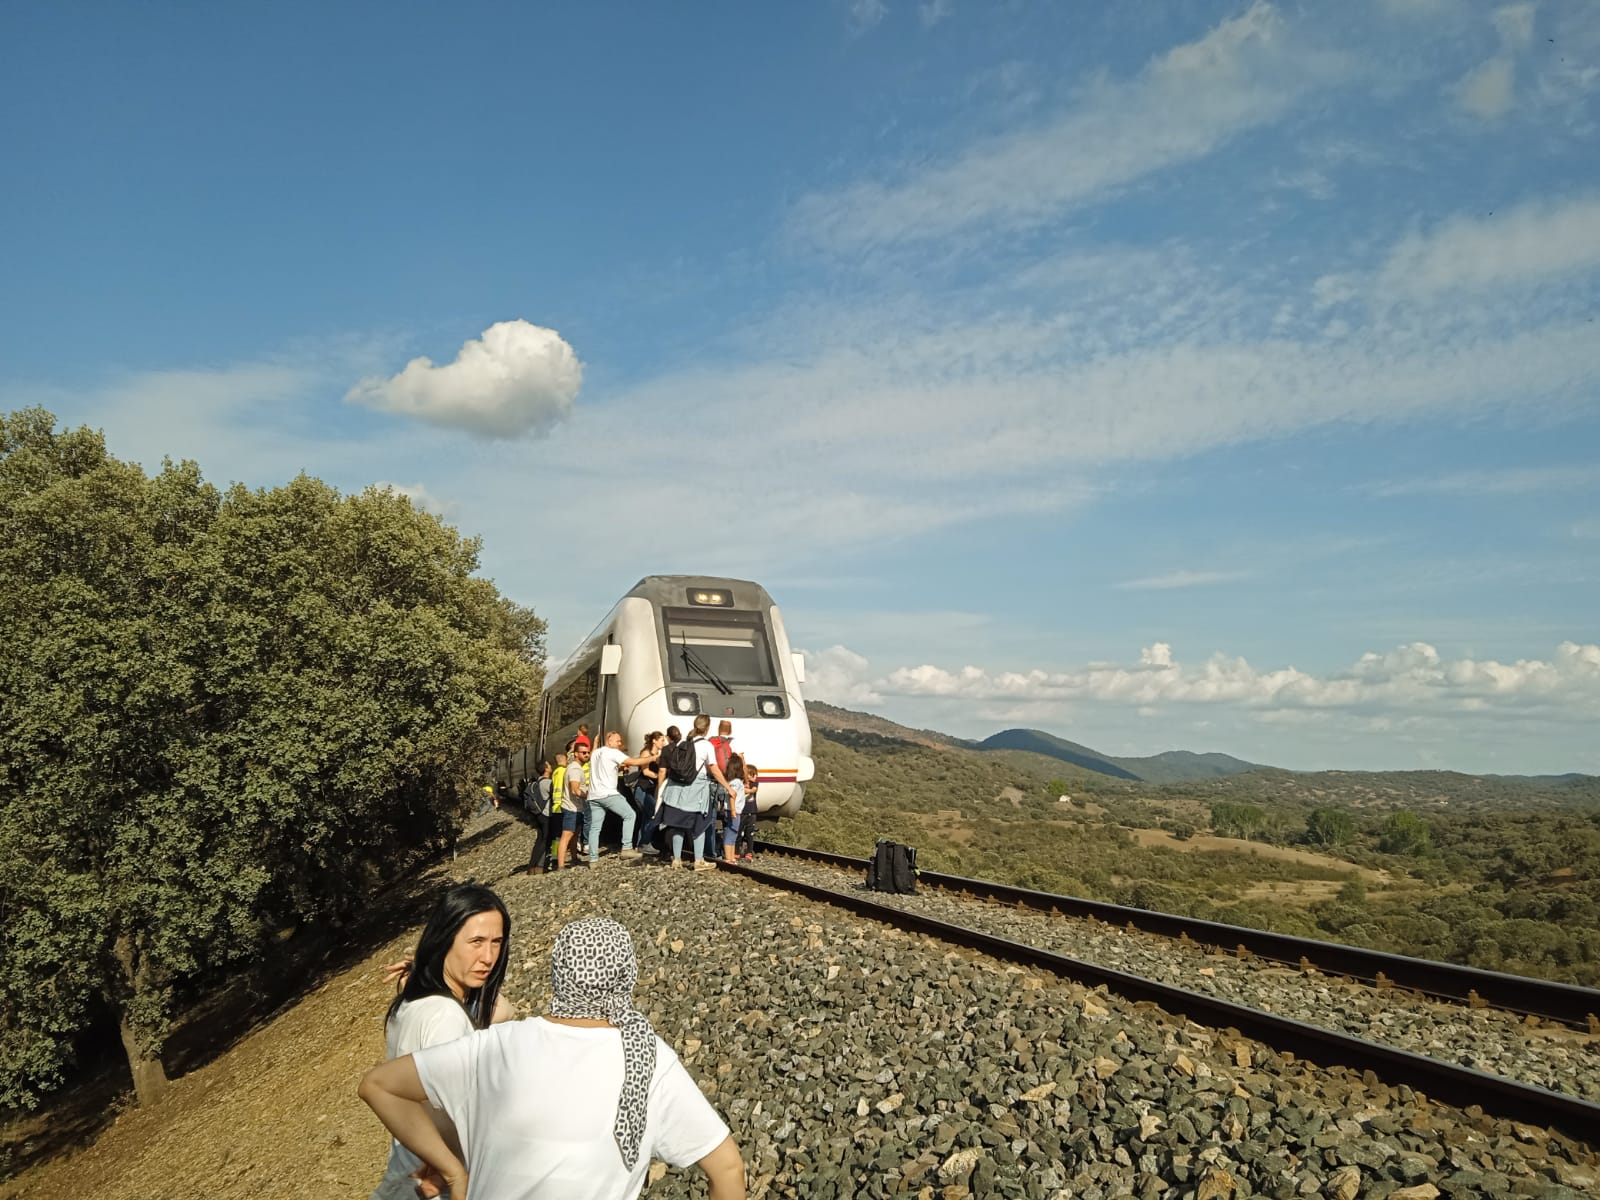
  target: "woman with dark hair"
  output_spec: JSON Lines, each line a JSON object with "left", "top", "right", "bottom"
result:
{"left": 369, "top": 884, "right": 516, "bottom": 1200}
{"left": 656, "top": 714, "right": 735, "bottom": 872}
{"left": 630, "top": 730, "right": 667, "bottom": 852}
{"left": 361, "top": 917, "right": 745, "bottom": 1200}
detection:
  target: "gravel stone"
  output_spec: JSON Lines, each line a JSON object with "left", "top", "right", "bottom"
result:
{"left": 749, "top": 853, "right": 1600, "bottom": 1103}
{"left": 451, "top": 818, "right": 1600, "bottom": 1198}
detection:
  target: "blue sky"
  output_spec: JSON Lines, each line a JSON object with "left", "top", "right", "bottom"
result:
{"left": 4, "top": 1, "right": 1598, "bottom": 774}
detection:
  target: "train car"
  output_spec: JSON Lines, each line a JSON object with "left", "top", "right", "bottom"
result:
{"left": 499, "top": 576, "right": 813, "bottom": 819}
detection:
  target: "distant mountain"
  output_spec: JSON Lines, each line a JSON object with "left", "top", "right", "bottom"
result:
{"left": 1111, "top": 749, "right": 1267, "bottom": 785}
{"left": 978, "top": 728, "right": 1265, "bottom": 783}
{"left": 978, "top": 729, "right": 1142, "bottom": 780}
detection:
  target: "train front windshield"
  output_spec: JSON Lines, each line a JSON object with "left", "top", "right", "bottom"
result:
{"left": 661, "top": 607, "right": 778, "bottom": 687}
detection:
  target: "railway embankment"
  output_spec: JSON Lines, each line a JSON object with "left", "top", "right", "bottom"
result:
{"left": 745, "top": 853, "right": 1600, "bottom": 1106}
{"left": 9, "top": 809, "right": 1597, "bottom": 1200}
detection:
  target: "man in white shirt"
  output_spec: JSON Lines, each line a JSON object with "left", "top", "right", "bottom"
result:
{"left": 587, "top": 732, "right": 656, "bottom": 865}
{"left": 360, "top": 918, "right": 745, "bottom": 1200}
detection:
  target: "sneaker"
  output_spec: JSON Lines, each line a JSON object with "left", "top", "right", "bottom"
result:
{"left": 692, "top": 860, "right": 717, "bottom": 872}
{"left": 640, "top": 845, "right": 661, "bottom": 856}
{"left": 619, "top": 849, "right": 644, "bottom": 860}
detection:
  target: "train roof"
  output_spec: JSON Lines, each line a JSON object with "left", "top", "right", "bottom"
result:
{"left": 624, "top": 575, "right": 778, "bottom": 609}
{"left": 543, "top": 576, "right": 783, "bottom": 691}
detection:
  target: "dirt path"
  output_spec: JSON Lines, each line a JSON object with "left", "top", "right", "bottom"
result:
{"left": 1125, "top": 827, "right": 1390, "bottom": 882}
{"left": 0, "top": 813, "right": 532, "bottom": 1200}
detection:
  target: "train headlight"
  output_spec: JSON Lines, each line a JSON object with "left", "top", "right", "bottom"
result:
{"left": 671, "top": 691, "right": 700, "bottom": 715}
{"left": 757, "top": 695, "right": 787, "bottom": 718}
{"left": 688, "top": 589, "right": 733, "bottom": 607}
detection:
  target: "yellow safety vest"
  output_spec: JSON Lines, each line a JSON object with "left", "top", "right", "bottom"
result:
{"left": 551, "top": 766, "right": 566, "bottom": 813}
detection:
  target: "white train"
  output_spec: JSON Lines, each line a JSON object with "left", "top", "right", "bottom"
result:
{"left": 499, "top": 576, "right": 814, "bottom": 819}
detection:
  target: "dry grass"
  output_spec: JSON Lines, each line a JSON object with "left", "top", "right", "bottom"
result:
{"left": 1125, "top": 828, "right": 1390, "bottom": 883}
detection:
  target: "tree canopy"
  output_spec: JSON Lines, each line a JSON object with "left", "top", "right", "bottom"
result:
{"left": 0, "top": 408, "right": 543, "bottom": 1108}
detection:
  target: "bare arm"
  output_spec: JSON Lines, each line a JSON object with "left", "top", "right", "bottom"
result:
{"left": 699, "top": 1136, "right": 746, "bottom": 1200}
{"left": 491, "top": 993, "right": 517, "bottom": 1024}
{"left": 707, "top": 762, "right": 732, "bottom": 791}
{"left": 358, "top": 1056, "right": 469, "bottom": 1200}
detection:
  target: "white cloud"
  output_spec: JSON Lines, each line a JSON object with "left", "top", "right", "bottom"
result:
{"left": 373, "top": 480, "right": 453, "bottom": 517}
{"left": 1454, "top": 56, "right": 1516, "bottom": 118}
{"left": 791, "top": 2, "right": 1346, "bottom": 252}
{"left": 874, "top": 640, "right": 1600, "bottom": 721}
{"left": 1573, "top": 516, "right": 1600, "bottom": 539}
{"left": 1375, "top": 192, "right": 1600, "bottom": 300}
{"left": 1141, "top": 643, "right": 1174, "bottom": 668}
{"left": 1116, "top": 569, "right": 1256, "bottom": 591}
{"left": 346, "top": 320, "right": 582, "bottom": 440}
{"left": 919, "top": 0, "right": 952, "bottom": 28}
{"left": 848, "top": 0, "right": 888, "bottom": 32}
{"left": 798, "top": 645, "right": 882, "bottom": 706}
{"left": 1366, "top": 463, "right": 1600, "bottom": 497}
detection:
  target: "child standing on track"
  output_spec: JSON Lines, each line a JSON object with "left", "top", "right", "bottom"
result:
{"left": 736, "top": 764, "right": 759, "bottom": 861}
{"left": 719, "top": 755, "right": 746, "bottom": 865}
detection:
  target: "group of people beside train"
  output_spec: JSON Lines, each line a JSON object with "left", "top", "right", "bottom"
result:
{"left": 361, "top": 883, "right": 745, "bottom": 1200}
{"left": 515, "top": 715, "right": 762, "bottom": 874}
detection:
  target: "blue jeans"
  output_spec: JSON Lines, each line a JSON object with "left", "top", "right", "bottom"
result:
{"left": 636, "top": 793, "right": 662, "bottom": 849}
{"left": 670, "top": 830, "right": 705, "bottom": 864}
{"left": 587, "top": 793, "right": 636, "bottom": 863}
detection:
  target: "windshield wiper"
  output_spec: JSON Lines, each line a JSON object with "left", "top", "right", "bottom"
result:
{"left": 678, "top": 638, "right": 733, "bottom": 695}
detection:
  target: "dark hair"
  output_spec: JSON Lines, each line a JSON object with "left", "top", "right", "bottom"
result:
{"left": 665, "top": 725, "right": 682, "bottom": 744}
{"left": 725, "top": 754, "right": 745, "bottom": 783}
{"left": 387, "top": 883, "right": 511, "bottom": 1031}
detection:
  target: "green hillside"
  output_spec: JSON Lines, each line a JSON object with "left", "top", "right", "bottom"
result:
{"left": 769, "top": 727, "right": 1600, "bottom": 986}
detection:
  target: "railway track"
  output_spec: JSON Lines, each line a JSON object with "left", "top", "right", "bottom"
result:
{"left": 734, "top": 843, "right": 1600, "bottom": 1148}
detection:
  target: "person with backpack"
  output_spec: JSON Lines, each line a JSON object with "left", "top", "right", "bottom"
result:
{"left": 656, "top": 715, "right": 736, "bottom": 872}
{"left": 523, "top": 761, "right": 556, "bottom": 876}
{"left": 705, "top": 721, "right": 740, "bottom": 862}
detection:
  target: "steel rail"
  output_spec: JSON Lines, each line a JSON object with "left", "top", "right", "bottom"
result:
{"left": 725, "top": 858, "right": 1600, "bottom": 1148}
{"left": 752, "top": 841, "right": 1600, "bottom": 1031}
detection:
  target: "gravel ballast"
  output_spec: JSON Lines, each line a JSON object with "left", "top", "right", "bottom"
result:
{"left": 745, "top": 852, "right": 1600, "bottom": 1106}
{"left": 475, "top": 823, "right": 1599, "bottom": 1200}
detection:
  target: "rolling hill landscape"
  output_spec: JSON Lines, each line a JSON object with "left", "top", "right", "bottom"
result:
{"left": 789, "top": 701, "right": 1600, "bottom": 987}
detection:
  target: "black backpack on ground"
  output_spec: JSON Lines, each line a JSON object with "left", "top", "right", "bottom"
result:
{"left": 866, "top": 840, "right": 918, "bottom": 894}
{"left": 661, "top": 736, "right": 702, "bottom": 786}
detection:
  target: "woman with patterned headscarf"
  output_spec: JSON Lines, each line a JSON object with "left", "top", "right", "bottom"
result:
{"left": 360, "top": 917, "right": 745, "bottom": 1200}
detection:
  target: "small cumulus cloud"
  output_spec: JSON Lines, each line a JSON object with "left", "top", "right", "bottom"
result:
{"left": 373, "top": 480, "right": 453, "bottom": 517}
{"left": 919, "top": 0, "right": 953, "bottom": 28}
{"left": 346, "top": 320, "right": 582, "bottom": 440}
{"left": 798, "top": 645, "right": 883, "bottom": 706}
{"left": 1141, "top": 643, "right": 1174, "bottom": 668}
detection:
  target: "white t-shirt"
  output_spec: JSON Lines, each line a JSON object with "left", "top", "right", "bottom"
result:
{"left": 414, "top": 1017, "right": 730, "bottom": 1200}
{"left": 381, "top": 996, "right": 476, "bottom": 1184}
{"left": 589, "top": 745, "right": 628, "bottom": 799}
{"left": 693, "top": 738, "right": 716, "bottom": 777}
